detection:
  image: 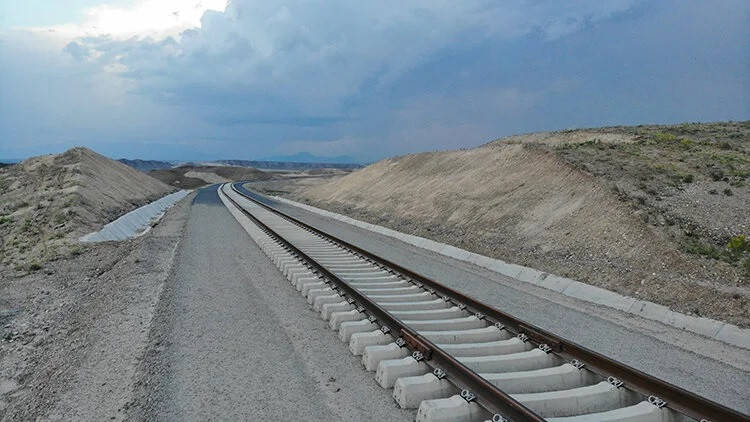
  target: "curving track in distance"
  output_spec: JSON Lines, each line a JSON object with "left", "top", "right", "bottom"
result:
{"left": 219, "top": 182, "right": 748, "bottom": 422}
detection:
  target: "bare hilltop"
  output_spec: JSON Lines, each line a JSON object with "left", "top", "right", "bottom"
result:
{"left": 284, "top": 121, "right": 750, "bottom": 326}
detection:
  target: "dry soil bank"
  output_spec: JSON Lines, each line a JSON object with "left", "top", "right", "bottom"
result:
{"left": 0, "top": 147, "right": 174, "bottom": 275}
{"left": 0, "top": 192, "right": 190, "bottom": 421}
{"left": 290, "top": 122, "right": 750, "bottom": 326}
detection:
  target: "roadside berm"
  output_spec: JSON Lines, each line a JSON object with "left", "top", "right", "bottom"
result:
{"left": 0, "top": 147, "right": 174, "bottom": 275}
{"left": 292, "top": 122, "right": 750, "bottom": 326}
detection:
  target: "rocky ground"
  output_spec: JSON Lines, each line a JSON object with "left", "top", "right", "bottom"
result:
{"left": 548, "top": 122, "right": 749, "bottom": 269}
{"left": 0, "top": 192, "right": 189, "bottom": 421}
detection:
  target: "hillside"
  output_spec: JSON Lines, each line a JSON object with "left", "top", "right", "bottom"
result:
{"left": 298, "top": 122, "right": 750, "bottom": 326}
{"left": 117, "top": 159, "right": 173, "bottom": 172}
{"left": 0, "top": 147, "right": 174, "bottom": 273}
{"left": 148, "top": 165, "right": 273, "bottom": 188}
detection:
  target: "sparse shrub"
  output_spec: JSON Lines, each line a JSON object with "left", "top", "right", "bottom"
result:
{"left": 682, "top": 174, "right": 694, "bottom": 183}
{"left": 53, "top": 212, "right": 66, "bottom": 225}
{"left": 709, "top": 168, "right": 725, "bottom": 181}
{"left": 0, "top": 215, "right": 11, "bottom": 225}
{"left": 727, "top": 235, "right": 750, "bottom": 255}
{"left": 680, "top": 235, "right": 750, "bottom": 267}
{"left": 743, "top": 258, "right": 750, "bottom": 278}
{"left": 709, "top": 189, "right": 718, "bottom": 195}
{"left": 652, "top": 132, "right": 678, "bottom": 143}
{"left": 680, "top": 238, "right": 726, "bottom": 261}
{"left": 652, "top": 163, "right": 667, "bottom": 173}
{"left": 28, "top": 261, "right": 42, "bottom": 271}
{"left": 11, "top": 201, "right": 29, "bottom": 212}
{"left": 723, "top": 188, "right": 733, "bottom": 196}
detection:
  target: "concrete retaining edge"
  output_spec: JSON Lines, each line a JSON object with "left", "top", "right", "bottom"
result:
{"left": 272, "top": 196, "right": 750, "bottom": 350}
{"left": 80, "top": 190, "right": 191, "bottom": 242}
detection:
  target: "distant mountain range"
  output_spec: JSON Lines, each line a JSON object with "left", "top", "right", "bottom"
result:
{"left": 260, "top": 152, "right": 359, "bottom": 164}
{"left": 117, "top": 153, "right": 363, "bottom": 172}
{"left": 215, "top": 160, "right": 362, "bottom": 170}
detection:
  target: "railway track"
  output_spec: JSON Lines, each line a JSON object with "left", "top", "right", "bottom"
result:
{"left": 219, "top": 182, "right": 748, "bottom": 422}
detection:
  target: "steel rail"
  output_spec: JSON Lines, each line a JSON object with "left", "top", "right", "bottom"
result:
{"left": 224, "top": 183, "right": 543, "bottom": 421}
{"left": 230, "top": 182, "right": 749, "bottom": 422}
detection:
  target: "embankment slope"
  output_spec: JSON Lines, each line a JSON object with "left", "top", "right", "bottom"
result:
{"left": 300, "top": 122, "right": 749, "bottom": 326}
{"left": 0, "top": 147, "right": 174, "bottom": 273}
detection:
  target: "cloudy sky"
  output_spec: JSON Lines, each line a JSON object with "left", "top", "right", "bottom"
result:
{"left": 0, "top": 1, "right": 748, "bottom": 162}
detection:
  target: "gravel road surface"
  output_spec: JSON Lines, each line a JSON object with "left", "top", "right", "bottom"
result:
{"left": 137, "top": 186, "right": 412, "bottom": 420}
{"left": 242, "top": 183, "right": 750, "bottom": 414}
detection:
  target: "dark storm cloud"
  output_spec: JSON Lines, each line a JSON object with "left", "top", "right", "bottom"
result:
{"left": 1, "top": 0, "right": 747, "bottom": 161}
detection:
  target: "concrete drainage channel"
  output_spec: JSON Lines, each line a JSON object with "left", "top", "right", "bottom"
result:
{"left": 80, "top": 189, "right": 191, "bottom": 242}
{"left": 219, "top": 183, "right": 747, "bottom": 422}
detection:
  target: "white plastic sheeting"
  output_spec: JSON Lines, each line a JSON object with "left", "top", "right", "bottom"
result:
{"left": 80, "top": 190, "right": 190, "bottom": 242}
